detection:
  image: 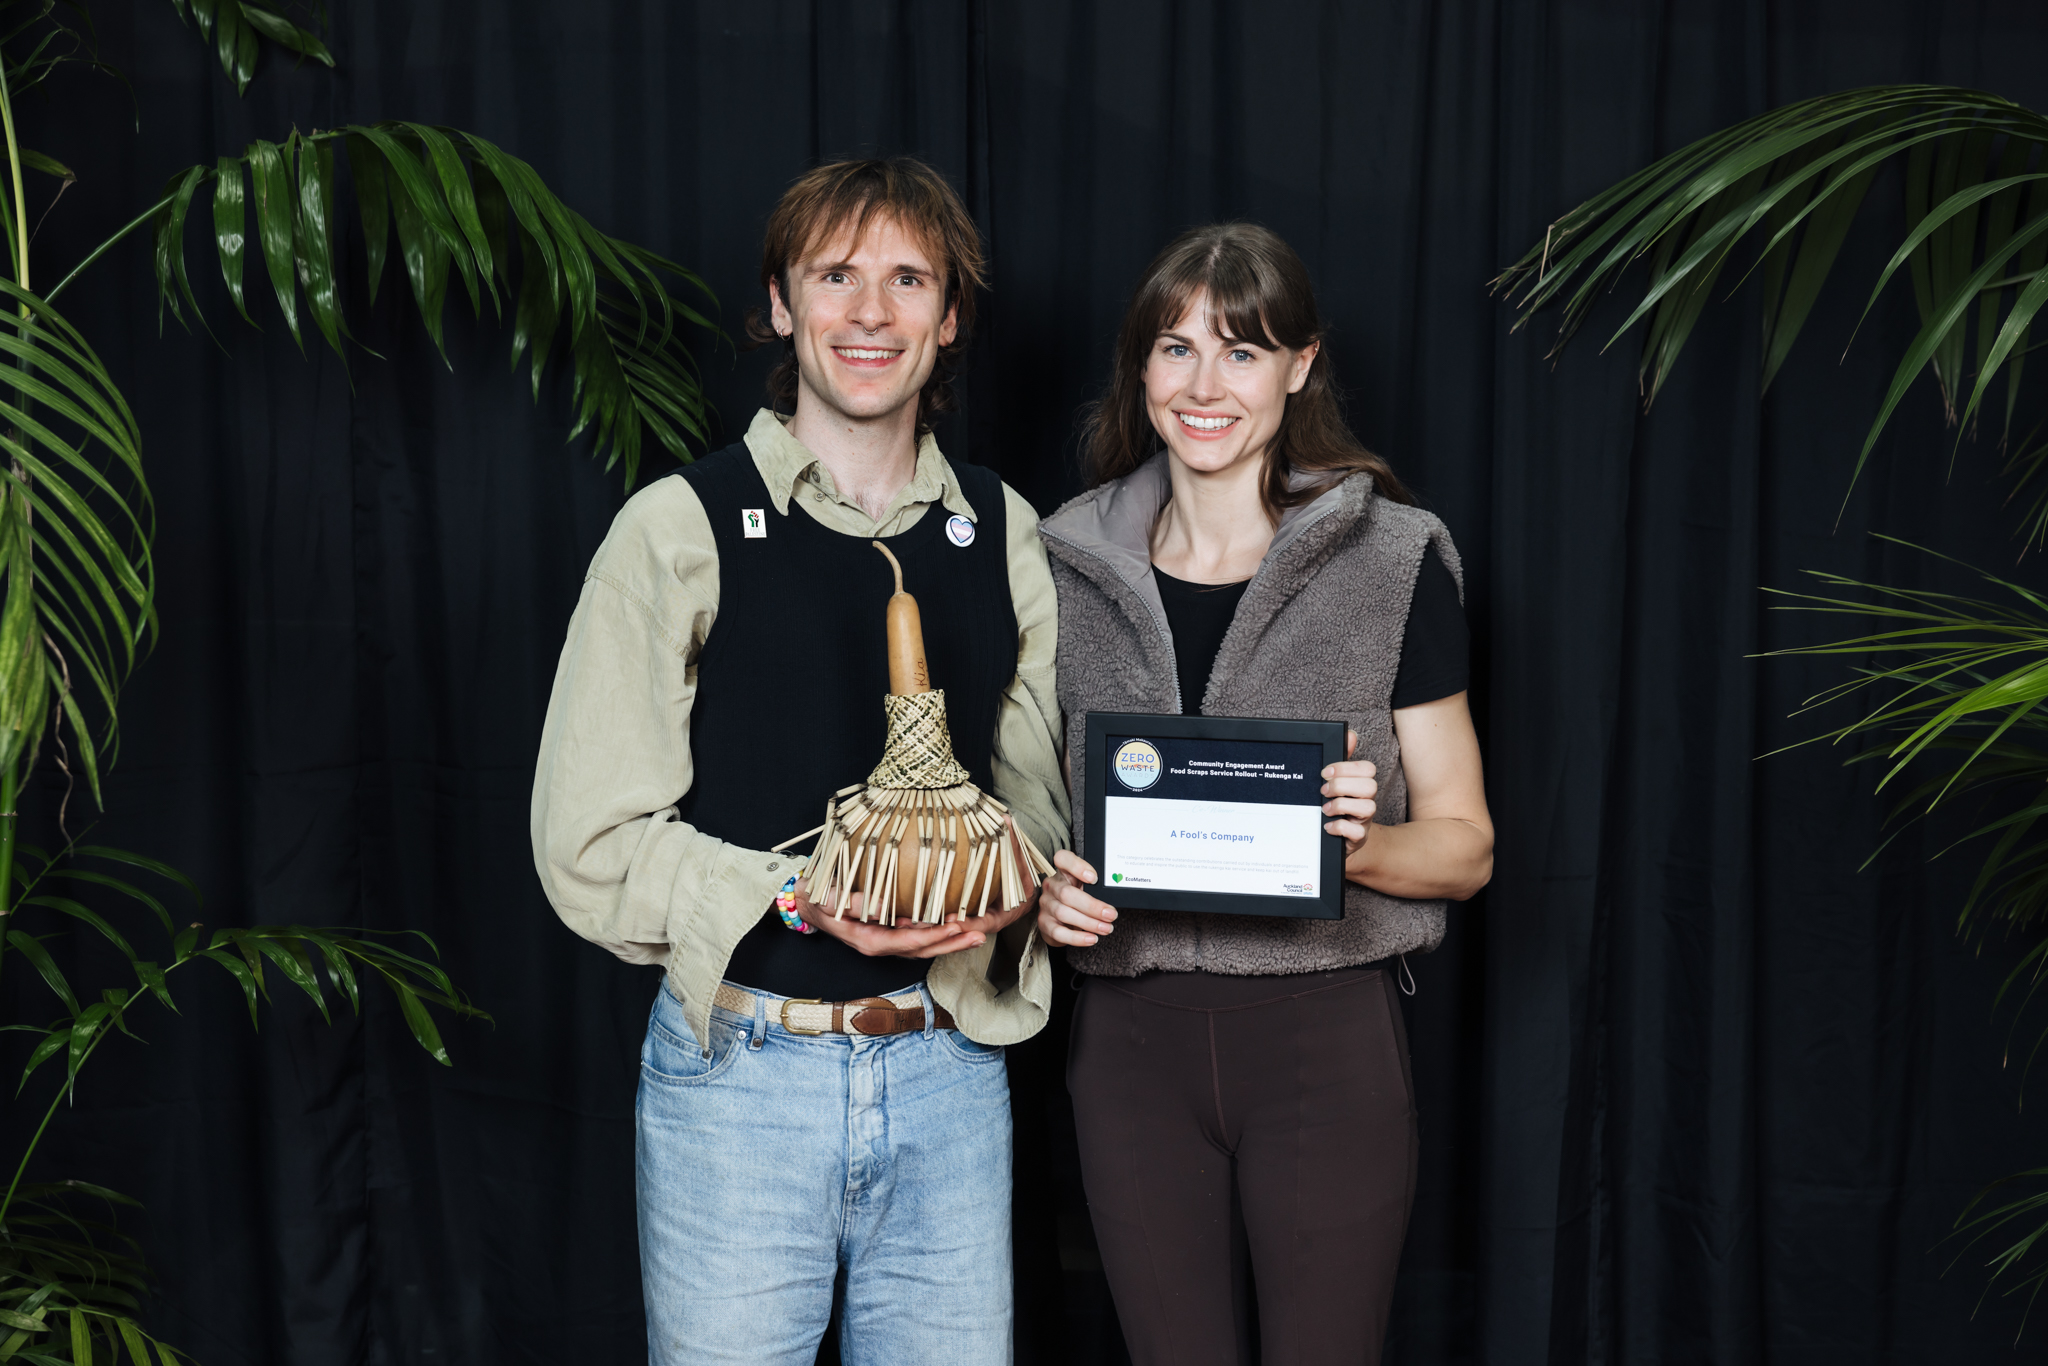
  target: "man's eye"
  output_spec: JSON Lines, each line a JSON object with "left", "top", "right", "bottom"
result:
{"left": 823, "top": 272, "right": 849, "bottom": 284}
{"left": 895, "top": 275, "right": 921, "bottom": 287}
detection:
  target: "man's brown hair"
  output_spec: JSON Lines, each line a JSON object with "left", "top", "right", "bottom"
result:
{"left": 745, "top": 157, "right": 987, "bottom": 431}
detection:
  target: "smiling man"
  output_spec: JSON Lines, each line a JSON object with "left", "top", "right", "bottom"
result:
{"left": 531, "top": 159, "right": 1066, "bottom": 1364}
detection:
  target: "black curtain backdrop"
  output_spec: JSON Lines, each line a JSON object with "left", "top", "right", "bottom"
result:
{"left": 18, "top": 1, "right": 2048, "bottom": 1362}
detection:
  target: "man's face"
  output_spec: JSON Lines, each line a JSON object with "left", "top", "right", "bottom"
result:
{"left": 769, "top": 214, "right": 958, "bottom": 426}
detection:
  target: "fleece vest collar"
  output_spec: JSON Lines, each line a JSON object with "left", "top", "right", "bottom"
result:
{"left": 1037, "top": 459, "right": 1462, "bottom": 977}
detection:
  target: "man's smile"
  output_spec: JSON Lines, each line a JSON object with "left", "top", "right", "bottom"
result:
{"left": 831, "top": 345, "right": 905, "bottom": 366}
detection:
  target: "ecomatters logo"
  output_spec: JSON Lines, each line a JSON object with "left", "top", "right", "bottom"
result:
{"left": 1112, "top": 739, "right": 1163, "bottom": 791}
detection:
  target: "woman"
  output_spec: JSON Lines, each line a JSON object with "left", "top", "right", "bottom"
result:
{"left": 1036, "top": 223, "right": 1493, "bottom": 1366}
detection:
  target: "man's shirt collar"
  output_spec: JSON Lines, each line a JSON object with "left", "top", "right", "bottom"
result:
{"left": 743, "top": 408, "right": 978, "bottom": 525}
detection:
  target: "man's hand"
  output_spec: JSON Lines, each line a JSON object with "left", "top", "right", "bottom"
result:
{"left": 795, "top": 822, "right": 1038, "bottom": 959}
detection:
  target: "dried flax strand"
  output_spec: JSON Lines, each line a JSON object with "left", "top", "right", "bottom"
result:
{"left": 770, "top": 542, "right": 1054, "bottom": 925}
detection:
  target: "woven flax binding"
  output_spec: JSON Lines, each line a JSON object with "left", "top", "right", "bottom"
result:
{"left": 866, "top": 690, "right": 971, "bottom": 789}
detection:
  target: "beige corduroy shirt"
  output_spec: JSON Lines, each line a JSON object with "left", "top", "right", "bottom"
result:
{"left": 532, "top": 409, "right": 1066, "bottom": 1046}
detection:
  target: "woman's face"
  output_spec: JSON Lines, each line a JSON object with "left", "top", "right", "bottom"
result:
{"left": 1143, "top": 291, "right": 1317, "bottom": 478}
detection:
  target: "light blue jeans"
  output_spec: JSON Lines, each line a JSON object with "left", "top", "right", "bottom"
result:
{"left": 635, "top": 978, "right": 1014, "bottom": 1365}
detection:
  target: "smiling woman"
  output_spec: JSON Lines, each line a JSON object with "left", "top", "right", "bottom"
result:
{"left": 1036, "top": 222, "right": 1494, "bottom": 1366}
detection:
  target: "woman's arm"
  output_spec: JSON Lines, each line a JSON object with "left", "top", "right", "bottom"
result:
{"left": 1321, "top": 691, "right": 1493, "bottom": 902}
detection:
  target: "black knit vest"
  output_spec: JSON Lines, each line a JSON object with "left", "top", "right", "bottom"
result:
{"left": 675, "top": 441, "right": 1015, "bottom": 998}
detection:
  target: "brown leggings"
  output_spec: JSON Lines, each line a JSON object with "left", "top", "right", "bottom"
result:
{"left": 1068, "top": 966, "right": 1417, "bottom": 1366}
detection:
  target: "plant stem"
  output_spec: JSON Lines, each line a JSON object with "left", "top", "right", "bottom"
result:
{"left": 0, "top": 58, "right": 25, "bottom": 291}
{"left": 44, "top": 193, "right": 175, "bottom": 305}
{"left": 0, "top": 760, "right": 14, "bottom": 932}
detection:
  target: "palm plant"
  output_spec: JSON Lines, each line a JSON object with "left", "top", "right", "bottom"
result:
{"left": 0, "top": 2, "right": 719, "bottom": 1360}
{"left": 1495, "top": 85, "right": 2048, "bottom": 1316}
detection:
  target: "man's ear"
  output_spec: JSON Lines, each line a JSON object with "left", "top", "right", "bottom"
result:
{"left": 939, "top": 296, "right": 959, "bottom": 348}
{"left": 769, "top": 276, "right": 793, "bottom": 338}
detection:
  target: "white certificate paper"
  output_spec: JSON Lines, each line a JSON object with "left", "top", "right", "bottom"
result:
{"left": 1099, "top": 734, "right": 1326, "bottom": 899}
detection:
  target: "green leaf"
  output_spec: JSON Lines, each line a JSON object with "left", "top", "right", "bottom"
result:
{"left": 245, "top": 138, "right": 301, "bottom": 348}
{"left": 292, "top": 133, "right": 347, "bottom": 361}
{"left": 1497, "top": 85, "right": 2048, "bottom": 508}
{"left": 1, "top": 149, "right": 74, "bottom": 184}
{"left": 391, "top": 982, "right": 451, "bottom": 1066}
{"left": 20, "top": 895, "right": 135, "bottom": 960}
{"left": 6, "top": 932, "right": 78, "bottom": 1014}
{"left": 131, "top": 960, "right": 174, "bottom": 1013}
{"left": 145, "top": 123, "right": 721, "bottom": 485}
{"left": 311, "top": 936, "right": 360, "bottom": 1013}
{"left": 20, "top": 1029, "right": 68, "bottom": 1092}
{"left": 247, "top": 933, "right": 328, "bottom": 1021}
{"left": 47, "top": 868, "right": 174, "bottom": 937}
{"left": 195, "top": 947, "right": 261, "bottom": 1026}
{"left": 403, "top": 122, "right": 493, "bottom": 313}
{"left": 347, "top": 133, "right": 392, "bottom": 307}
{"left": 73, "top": 846, "right": 203, "bottom": 913}
{"left": 149, "top": 165, "right": 210, "bottom": 334}
{"left": 239, "top": 4, "right": 334, "bottom": 66}
{"left": 212, "top": 156, "right": 253, "bottom": 326}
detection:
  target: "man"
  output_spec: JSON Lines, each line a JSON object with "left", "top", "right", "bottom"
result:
{"left": 531, "top": 158, "right": 1065, "bottom": 1365}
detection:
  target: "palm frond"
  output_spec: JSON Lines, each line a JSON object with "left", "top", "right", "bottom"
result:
{"left": 0, "top": 1181, "right": 193, "bottom": 1364}
{"left": 165, "top": 0, "right": 331, "bottom": 95}
{"left": 0, "top": 280, "right": 153, "bottom": 805}
{"left": 1497, "top": 85, "right": 2048, "bottom": 515}
{"left": 1766, "top": 539, "right": 2048, "bottom": 1307}
{"left": 151, "top": 123, "right": 718, "bottom": 485}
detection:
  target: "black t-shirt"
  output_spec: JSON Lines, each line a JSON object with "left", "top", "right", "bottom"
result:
{"left": 1153, "top": 544, "right": 1466, "bottom": 714}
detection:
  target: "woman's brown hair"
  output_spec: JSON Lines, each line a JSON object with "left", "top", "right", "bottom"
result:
{"left": 744, "top": 157, "right": 986, "bottom": 433}
{"left": 1081, "top": 222, "right": 1413, "bottom": 516}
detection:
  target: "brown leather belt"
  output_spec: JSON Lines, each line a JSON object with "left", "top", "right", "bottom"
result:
{"left": 712, "top": 983, "right": 956, "bottom": 1037}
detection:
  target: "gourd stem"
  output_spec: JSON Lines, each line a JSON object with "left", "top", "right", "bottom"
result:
{"left": 872, "top": 540, "right": 904, "bottom": 593}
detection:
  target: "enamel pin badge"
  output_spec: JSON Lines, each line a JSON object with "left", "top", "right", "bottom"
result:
{"left": 945, "top": 514, "right": 975, "bottom": 547}
{"left": 742, "top": 509, "right": 766, "bottom": 538}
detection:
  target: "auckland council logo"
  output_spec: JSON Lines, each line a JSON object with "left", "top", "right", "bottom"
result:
{"left": 1111, "top": 739, "right": 1162, "bottom": 791}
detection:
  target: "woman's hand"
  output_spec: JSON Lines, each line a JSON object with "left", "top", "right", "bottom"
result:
{"left": 1037, "top": 849, "right": 1118, "bottom": 948}
{"left": 1321, "top": 728, "right": 1379, "bottom": 859}
{"left": 795, "top": 822, "right": 1038, "bottom": 959}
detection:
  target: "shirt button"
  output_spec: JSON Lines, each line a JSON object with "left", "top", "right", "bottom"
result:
{"left": 767, "top": 861, "right": 780, "bottom": 872}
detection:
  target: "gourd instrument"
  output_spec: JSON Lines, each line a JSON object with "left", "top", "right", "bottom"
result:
{"left": 772, "top": 542, "right": 1055, "bottom": 924}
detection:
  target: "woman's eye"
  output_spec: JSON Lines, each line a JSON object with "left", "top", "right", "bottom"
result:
{"left": 1229, "top": 349, "right": 1254, "bottom": 363}
{"left": 1164, "top": 343, "right": 1190, "bottom": 358}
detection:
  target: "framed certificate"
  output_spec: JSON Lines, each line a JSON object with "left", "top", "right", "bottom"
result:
{"left": 1083, "top": 712, "right": 1348, "bottom": 920}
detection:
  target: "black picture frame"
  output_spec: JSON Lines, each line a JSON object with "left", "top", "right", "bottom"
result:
{"left": 1083, "top": 711, "right": 1348, "bottom": 920}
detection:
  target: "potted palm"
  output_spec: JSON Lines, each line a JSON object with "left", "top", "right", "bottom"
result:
{"left": 1497, "top": 83, "right": 2048, "bottom": 1314}
{"left": 0, "top": 2, "right": 717, "bottom": 1358}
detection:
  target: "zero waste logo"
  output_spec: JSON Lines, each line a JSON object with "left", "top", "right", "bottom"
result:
{"left": 1111, "top": 739, "right": 1162, "bottom": 791}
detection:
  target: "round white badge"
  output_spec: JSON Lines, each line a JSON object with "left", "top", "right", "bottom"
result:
{"left": 1112, "top": 739, "right": 1163, "bottom": 791}
{"left": 946, "top": 514, "right": 976, "bottom": 547}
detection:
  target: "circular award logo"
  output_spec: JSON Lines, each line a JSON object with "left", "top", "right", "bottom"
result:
{"left": 1111, "top": 739, "right": 1163, "bottom": 791}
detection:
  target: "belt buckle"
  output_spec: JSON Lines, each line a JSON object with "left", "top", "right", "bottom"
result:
{"left": 778, "top": 997, "right": 826, "bottom": 1036}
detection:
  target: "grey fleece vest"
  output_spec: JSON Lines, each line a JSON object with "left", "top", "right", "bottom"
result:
{"left": 1038, "top": 455, "right": 1463, "bottom": 977}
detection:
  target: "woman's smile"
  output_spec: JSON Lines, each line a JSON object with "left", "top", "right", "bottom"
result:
{"left": 1175, "top": 410, "right": 1240, "bottom": 436}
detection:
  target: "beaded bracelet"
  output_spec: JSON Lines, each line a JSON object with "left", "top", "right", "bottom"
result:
{"left": 774, "top": 872, "right": 816, "bottom": 934}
